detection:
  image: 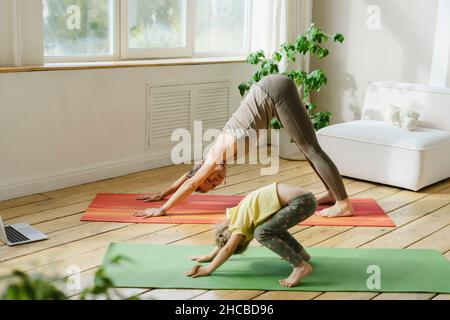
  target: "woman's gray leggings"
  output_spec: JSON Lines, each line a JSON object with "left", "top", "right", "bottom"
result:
{"left": 256, "top": 75, "right": 348, "bottom": 201}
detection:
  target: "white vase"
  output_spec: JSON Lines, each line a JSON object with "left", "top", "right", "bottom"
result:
{"left": 278, "top": 128, "right": 306, "bottom": 161}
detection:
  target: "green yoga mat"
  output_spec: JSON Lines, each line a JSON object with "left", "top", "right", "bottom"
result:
{"left": 102, "top": 243, "right": 450, "bottom": 293}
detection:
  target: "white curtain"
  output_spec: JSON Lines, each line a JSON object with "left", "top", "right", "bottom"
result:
{"left": 250, "top": 0, "right": 313, "bottom": 72}
{"left": 0, "top": 0, "right": 44, "bottom": 66}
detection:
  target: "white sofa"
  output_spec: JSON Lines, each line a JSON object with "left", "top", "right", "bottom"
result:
{"left": 317, "top": 82, "right": 450, "bottom": 191}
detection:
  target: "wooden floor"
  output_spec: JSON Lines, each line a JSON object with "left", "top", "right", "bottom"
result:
{"left": 0, "top": 160, "right": 449, "bottom": 300}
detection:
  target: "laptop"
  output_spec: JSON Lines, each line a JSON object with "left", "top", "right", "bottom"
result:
{"left": 0, "top": 215, "right": 48, "bottom": 246}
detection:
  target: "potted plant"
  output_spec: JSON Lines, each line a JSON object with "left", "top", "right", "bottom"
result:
{"left": 239, "top": 24, "right": 344, "bottom": 160}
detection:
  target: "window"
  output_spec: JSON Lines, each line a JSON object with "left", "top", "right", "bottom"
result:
{"left": 195, "top": 0, "right": 249, "bottom": 54}
{"left": 128, "top": 0, "right": 187, "bottom": 49}
{"left": 43, "top": 0, "right": 116, "bottom": 60}
{"left": 43, "top": 0, "right": 252, "bottom": 62}
{"left": 121, "top": 0, "right": 191, "bottom": 58}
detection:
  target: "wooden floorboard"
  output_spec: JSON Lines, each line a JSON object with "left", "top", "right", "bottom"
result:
{"left": 372, "top": 293, "right": 435, "bottom": 300}
{"left": 0, "top": 194, "right": 51, "bottom": 210}
{"left": 253, "top": 291, "right": 321, "bottom": 300}
{"left": 0, "top": 161, "right": 449, "bottom": 300}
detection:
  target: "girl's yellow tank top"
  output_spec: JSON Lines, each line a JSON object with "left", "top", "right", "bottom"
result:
{"left": 226, "top": 182, "right": 281, "bottom": 241}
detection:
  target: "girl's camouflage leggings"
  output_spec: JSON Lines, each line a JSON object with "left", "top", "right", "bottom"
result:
{"left": 254, "top": 192, "right": 317, "bottom": 266}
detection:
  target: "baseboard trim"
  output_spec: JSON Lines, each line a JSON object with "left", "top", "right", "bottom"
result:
{"left": 0, "top": 152, "right": 175, "bottom": 201}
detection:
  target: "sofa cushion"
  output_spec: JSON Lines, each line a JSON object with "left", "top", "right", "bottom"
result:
{"left": 362, "top": 82, "right": 450, "bottom": 132}
{"left": 317, "top": 120, "right": 450, "bottom": 151}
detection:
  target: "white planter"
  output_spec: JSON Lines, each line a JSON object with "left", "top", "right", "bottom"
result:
{"left": 278, "top": 128, "right": 306, "bottom": 161}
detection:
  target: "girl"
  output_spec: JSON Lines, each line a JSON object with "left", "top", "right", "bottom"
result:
{"left": 185, "top": 182, "right": 317, "bottom": 288}
{"left": 134, "top": 75, "right": 353, "bottom": 219}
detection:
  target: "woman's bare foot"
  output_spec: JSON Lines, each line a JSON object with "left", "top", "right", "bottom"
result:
{"left": 316, "top": 199, "right": 354, "bottom": 218}
{"left": 279, "top": 261, "right": 313, "bottom": 288}
{"left": 299, "top": 248, "right": 311, "bottom": 262}
{"left": 316, "top": 192, "right": 336, "bottom": 205}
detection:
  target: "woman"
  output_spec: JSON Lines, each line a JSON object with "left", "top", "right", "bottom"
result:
{"left": 134, "top": 74, "right": 353, "bottom": 218}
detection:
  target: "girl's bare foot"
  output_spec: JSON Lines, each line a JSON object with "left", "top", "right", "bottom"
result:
{"left": 279, "top": 261, "right": 313, "bottom": 288}
{"left": 316, "top": 199, "right": 354, "bottom": 218}
{"left": 316, "top": 192, "right": 336, "bottom": 205}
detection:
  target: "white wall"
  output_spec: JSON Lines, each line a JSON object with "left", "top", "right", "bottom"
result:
{"left": 0, "top": 63, "right": 254, "bottom": 200}
{"left": 448, "top": 47, "right": 450, "bottom": 86}
{"left": 311, "top": 0, "right": 442, "bottom": 123}
{"left": 430, "top": 0, "right": 450, "bottom": 87}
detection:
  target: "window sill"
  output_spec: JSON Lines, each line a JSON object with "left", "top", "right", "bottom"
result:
{"left": 0, "top": 56, "right": 247, "bottom": 74}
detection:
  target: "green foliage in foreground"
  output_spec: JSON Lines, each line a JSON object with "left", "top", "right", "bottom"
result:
{"left": 0, "top": 255, "right": 137, "bottom": 300}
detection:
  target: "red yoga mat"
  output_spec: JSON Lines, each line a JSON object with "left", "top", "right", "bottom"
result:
{"left": 81, "top": 194, "right": 396, "bottom": 227}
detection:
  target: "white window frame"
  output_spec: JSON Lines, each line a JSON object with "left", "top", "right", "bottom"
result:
{"left": 43, "top": 0, "right": 253, "bottom": 63}
{"left": 44, "top": 0, "right": 120, "bottom": 63}
{"left": 192, "top": 0, "right": 253, "bottom": 58}
{"left": 120, "top": 0, "right": 194, "bottom": 59}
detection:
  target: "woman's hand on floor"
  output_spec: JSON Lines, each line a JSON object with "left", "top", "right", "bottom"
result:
{"left": 133, "top": 208, "right": 166, "bottom": 219}
{"left": 136, "top": 193, "right": 164, "bottom": 202}
{"left": 185, "top": 265, "right": 210, "bottom": 278}
{"left": 191, "top": 254, "right": 213, "bottom": 263}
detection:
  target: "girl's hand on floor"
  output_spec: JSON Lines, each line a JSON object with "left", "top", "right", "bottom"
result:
{"left": 191, "top": 255, "right": 213, "bottom": 263}
{"left": 185, "top": 265, "right": 210, "bottom": 278}
{"left": 136, "top": 193, "right": 164, "bottom": 202}
{"left": 133, "top": 208, "right": 166, "bottom": 219}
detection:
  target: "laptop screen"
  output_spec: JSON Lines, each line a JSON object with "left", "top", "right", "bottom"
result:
{"left": 0, "top": 215, "right": 8, "bottom": 243}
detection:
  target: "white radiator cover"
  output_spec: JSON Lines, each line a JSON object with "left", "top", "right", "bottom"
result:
{"left": 147, "top": 81, "right": 230, "bottom": 148}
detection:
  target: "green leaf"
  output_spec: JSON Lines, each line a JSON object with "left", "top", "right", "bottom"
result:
{"left": 281, "top": 43, "right": 297, "bottom": 62}
{"left": 247, "top": 50, "right": 266, "bottom": 65}
{"left": 306, "top": 24, "right": 328, "bottom": 43}
{"left": 270, "top": 118, "right": 283, "bottom": 129}
{"left": 270, "top": 63, "right": 279, "bottom": 74}
{"left": 253, "top": 70, "right": 263, "bottom": 82}
{"left": 317, "top": 48, "right": 329, "bottom": 58}
{"left": 238, "top": 82, "right": 252, "bottom": 97}
{"left": 333, "top": 33, "right": 345, "bottom": 43}
{"left": 310, "top": 110, "right": 333, "bottom": 131}
{"left": 1, "top": 270, "right": 66, "bottom": 300}
{"left": 309, "top": 43, "right": 319, "bottom": 55}
{"left": 308, "top": 69, "right": 328, "bottom": 91}
{"left": 272, "top": 51, "right": 282, "bottom": 62}
{"left": 306, "top": 103, "right": 317, "bottom": 112}
{"left": 295, "top": 35, "right": 309, "bottom": 55}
